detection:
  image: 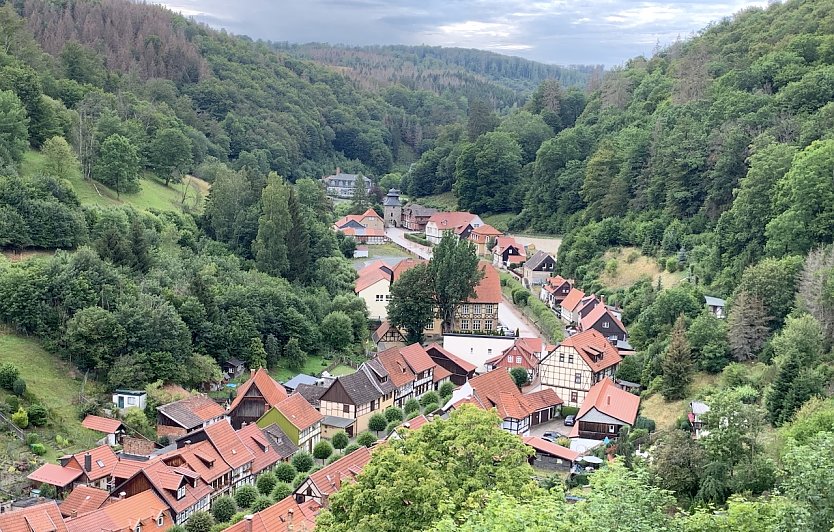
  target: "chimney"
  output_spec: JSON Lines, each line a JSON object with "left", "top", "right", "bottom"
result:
{"left": 84, "top": 453, "right": 92, "bottom": 472}
{"left": 336, "top": 167, "right": 341, "bottom": 175}
{"left": 606, "top": 395, "right": 611, "bottom": 406}
{"left": 119, "top": 491, "right": 126, "bottom": 500}
{"left": 244, "top": 515, "right": 254, "bottom": 532}
{"left": 288, "top": 507, "right": 294, "bottom": 532}
{"left": 70, "top": 510, "right": 77, "bottom": 519}
{"left": 334, "top": 471, "right": 341, "bottom": 490}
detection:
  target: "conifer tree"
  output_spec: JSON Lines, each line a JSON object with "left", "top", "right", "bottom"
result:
{"left": 661, "top": 315, "right": 693, "bottom": 400}
{"left": 254, "top": 174, "right": 291, "bottom": 276}
{"left": 286, "top": 187, "right": 310, "bottom": 283}
{"left": 727, "top": 291, "right": 771, "bottom": 361}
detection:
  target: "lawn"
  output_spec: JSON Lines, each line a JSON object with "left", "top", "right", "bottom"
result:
{"left": 272, "top": 355, "right": 328, "bottom": 382}
{"left": 0, "top": 329, "right": 100, "bottom": 460}
{"left": 640, "top": 372, "right": 720, "bottom": 431}
{"left": 414, "top": 192, "right": 457, "bottom": 211}
{"left": 22, "top": 150, "right": 207, "bottom": 213}
{"left": 481, "top": 213, "right": 516, "bottom": 232}
{"left": 352, "top": 242, "right": 415, "bottom": 266}
{"left": 599, "top": 247, "right": 686, "bottom": 291}
{"left": 328, "top": 365, "right": 356, "bottom": 377}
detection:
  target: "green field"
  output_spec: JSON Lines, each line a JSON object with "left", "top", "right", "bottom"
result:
{"left": 22, "top": 150, "right": 207, "bottom": 213}
{"left": 481, "top": 213, "right": 516, "bottom": 232}
{"left": 329, "top": 365, "right": 356, "bottom": 377}
{"left": 0, "top": 329, "right": 100, "bottom": 461}
{"left": 272, "top": 355, "right": 328, "bottom": 382}
{"left": 414, "top": 191, "right": 457, "bottom": 211}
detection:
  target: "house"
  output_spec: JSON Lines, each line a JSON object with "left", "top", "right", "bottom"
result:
{"left": 492, "top": 236, "right": 525, "bottom": 268}
{"left": 157, "top": 439, "right": 232, "bottom": 495}
{"left": 442, "top": 334, "right": 517, "bottom": 374}
{"left": 0, "top": 501, "right": 69, "bottom": 532}
{"left": 112, "top": 389, "right": 146, "bottom": 414}
{"left": 237, "top": 423, "right": 287, "bottom": 475}
{"left": 59, "top": 485, "right": 110, "bottom": 518}
{"left": 323, "top": 168, "right": 371, "bottom": 198}
{"left": 383, "top": 188, "right": 402, "bottom": 227}
{"left": 705, "top": 296, "right": 726, "bottom": 319}
{"left": 185, "top": 420, "right": 256, "bottom": 489}
{"left": 522, "top": 250, "right": 556, "bottom": 288}
{"left": 354, "top": 267, "right": 392, "bottom": 321}
{"left": 318, "top": 362, "right": 395, "bottom": 436}
{"left": 522, "top": 436, "right": 580, "bottom": 471}
{"left": 60, "top": 445, "right": 119, "bottom": 490}
{"left": 65, "top": 488, "right": 173, "bottom": 532}
{"left": 401, "top": 203, "right": 438, "bottom": 232}
{"left": 81, "top": 415, "right": 125, "bottom": 446}
{"left": 156, "top": 395, "right": 226, "bottom": 439}
{"left": 374, "top": 343, "right": 438, "bottom": 407}
{"left": 256, "top": 393, "right": 323, "bottom": 453}
{"left": 224, "top": 495, "right": 320, "bottom": 532}
{"left": 689, "top": 400, "right": 710, "bottom": 439}
{"left": 222, "top": 358, "right": 245, "bottom": 380}
{"left": 339, "top": 225, "right": 387, "bottom": 245}
{"left": 570, "top": 377, "right": 640, "bottom": 440}
{"left": 539, "top": 329, "right": 623, "bottom": 407}
{"left": 294, "top": 447, "right": 372, "bottom": 506}
{"left": 260, "top": 423, "right": 301, "bottom": 459}
{"left": 425, "top": 212, "right": 483, "bottom": 244}
{"left": 333, "top": 208, "right": 385, "bottom": 233}
{"left": 443, "top": 370, "right": 562, "bottom": 435}
{"left": 386, "top": 414, "right": 432, "bottom": 441}
{"left": 579, "top": 304, "right": 628, "bottom": 344}
{"left": 372, "top": 320, "right": 407, "bottom": 350}
{"left": 539, "top": 276, "right": 573, "bottom": 309}
{"left": 485, "top": 337, "right": 544, "bottom": 381}
{"left": 468, "top": 224, "right": 503, "bottom": 256}
{"left": 110, "top": 460, "right": 212, "bottom": 526}
{"left": 282, "top": 374, "right": 319, "bottom": 394}
{"left": 560, "top": 289, "right": 600, "bottom": 325}
{"left": 452, "top": 263, "right": 501, "bottom": 334}
{"left": 227, "top": 368, "right": 289, "bottom": 429}
{"left": 27, "top": 463, "right": 84, "bottom": 496}
{"left": 425, "top": 343, "right": 477, "bottom": 386}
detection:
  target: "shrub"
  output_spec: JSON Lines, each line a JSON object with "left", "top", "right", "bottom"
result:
{"left": 0, "top": 363, "right": 19, "bottom": 390}
{"left": 233, "top": 484, "right": 259, "bottom": 509}
{"left": 406, "top": 411, "right": 420, "bottom": 421}
{"left": 12, "top": 378, "right": 26, "bottom": 396}
{"left": 273, "top": 462, "right": 297, "bottom": 483}
{"left": 666, "top": 257, "right": 678, "bottom": 272}
{"left": 11, "top": 407, "right": 28, "bottom": 428}
{"left": 605, "top": 258, "right": 619, "bottom": 277}
{"left": 38, "top": 483, "right": 56, "bottom": 499}
{"left": 343, "top": 443, "right": 360, "bottom": 454}
{"left": 368, "top": 412, "right": 388, "bottom": 435}
{"left": 421, "top": 402, "right": 439, "bottom": 414}
{"left": 403, "top": 398, "right": 420, "bottom": 415}
{"left": 184, "top": 511, "right": 214, "bottom": 532}
{"left": 384, "top": 406, "right": 404, "bottom": 423}
{"left": 385, "top": 420, "right": 400, "bottom": 435}
{"left": 168, "top": 526, "right": 186, "bottom": 532}
{"left": 356, "top": 431, "right": 377, "bottom": 448}
{"left": 634, "top": 416, "right": 656, "bottom": 432}
{"left": 6, "top": 395, "right": 19, "bottom": 412}
{"left": 327, "top": 453, "right": 342, "bottom": 464}
{"left": 313, "top": 440, "right": 333, "bottom": 463}
{"left": 555, "top": 436, "right": 571, "bottom": 448}
{"left": 271, "top": 482, "right": 292, "bottom": 501}
{"left": 626, "top": 250, "right": 641, "bottom": 263}
{"left": 251, "top": 495, "right": 273, "bottom": 512}
{"left": 331, "top": 430, "right": 349, "bottom": 451}
{"left": 26, "top": 433, "right": 39, "bottom": 445}
{"left": 561, "top": 406, "right": 579, "bottom": 417}
{"left": 291, "top": 451, "right": 314, "bottom": 473}
{"left": 30, "top": 443, "right": 46, "bottom": 456}
{"left": 510, "top": 367, "right": 529, "bottom": 388}
{"left": 256, "top": 472, "right": 277, "bottom": 495}
{"left": 27, "top": 404, "right": 48, "bottom": 427}
{"left": 512, "top": 287, "right": 531, "bottom": 306}
{"left": 419, "top": 391, "right": 439, "bottom": 407}
{"left": 211, "top": 496, "right": 237, "bottom": 523}
{"left": 438, "top": 381, "right": 455, "bottom": 398}
{"left": 291, "top": 472, "right": 308, "bottom": 489}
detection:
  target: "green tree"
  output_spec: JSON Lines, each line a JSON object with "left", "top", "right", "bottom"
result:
{"left": 256, "top": 472, "right": 277, "bottom": 496}
{"left": 210, "top": 496, "right": 237, "bottom": 524}
{"left": 455, "top": 131, "right": 522, "bottom": 214}
{"left": 384, "top": 406, "right": 404, "bottom": 423}
{"left": 660, "top": 316, "right": 693, "bottom": 400}
{"left": 254, "top": 175, "right": 291, "bottom": 276}
{"left": 186, "top": 354, "right": 223, "bottom": 389}
{"left": 368, "top": 412, "right": 388, "bottom": 436}
{"left": 246, "top": 337, "right": 267, "bottom": 370}
{"left": 510, "top": 367, "right": 529, "bottom": 389}
{"left": 251, "top": 495, "right": 273, "bottom": 512}
{"left": 314, "top": 440, "right": 334, "bottom": 463}
{"left": 291, "top": 451, "right": 314, "bottom": 473}
{"left": 271, "top": 482, "right": 292, "bottom": 501}
{"left": 356, "top": 431, "right": 377, "bottom": 448}
{"left": 11, "top": 407, "right": 27, "bottom": 428}
{"left": 404, "top": 398, "right": 420, "bottom": 416}
{"left": 95, "top": 134, "right": 140, "bottom": 198}
{"left": 388, "top": 263, "right": 436, "bottom": 343}
{"left": 419, "top": 391, "right": 440, "bottom": 408}
{"left": 41, "top": 136, "right": 79, "bottom": 180}
{"left": 122, "top": 406, "right": 153, "bottom": 438}
{"left": 349, "top": 176, "right": 370, "bottom": 214}
{"left": 438, "top": 381, "right": 455, "bottom": 399}
{"left": 466, "top": 98, "right": 499, "bottom": 141}
{"left": 331, "top": 430, "right": 349, "bottom": 451}
{"left": 0, "top": 363, "right": 20, "bottom": 390}
{"left": 497, "top": 110, "right": 554, "bottom": 163}
{"left": 286, "top": 187, "right": 311, "bottom": 283}
{"left": 428, "top": 235, "right": 483, "bottom": 332}
{"left": 321, "top": 311, "right": 354, "bottom": 353}
{"left": 12, "top": 378, "right": 25, "bottom": 396}
{"left": 0, "top": 89, "right": 29, "bottom": 167}
{"left": 149, "top": 128, "right": 193, "bottom": 185}
{"left": 274, "top": 462, "right": 297, "bottom": 483}
{"left": 686, "top": 311, "right": 730, "bottom": 373}
{"left": 781, "top": 433, "right": 834, "bottom": 532}
{"left": 233, "top": 485, "right": 259, "bottom": 509}
{"left": 26, "top": 404, "right": 48, "bottom": 426}
{"left": 650, "top": 429, "right": 706, "bottom": 500}
{"left": 184, "top": 511, "right": 214, "bottom": 532}
{"left": 283, "top": 337, "right": 307, "bottom": 371}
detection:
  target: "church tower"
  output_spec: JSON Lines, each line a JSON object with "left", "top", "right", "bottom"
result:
{"left": 383, "top": 188, "right": 402, "bottom": 228}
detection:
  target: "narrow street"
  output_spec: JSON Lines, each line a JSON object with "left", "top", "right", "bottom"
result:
{"left": 385, "top": 227, "right": 432, "bottom": 259}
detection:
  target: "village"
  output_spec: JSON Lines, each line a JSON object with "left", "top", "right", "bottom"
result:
{"left": 0, "top": 172, "right": 726, "bottom": 532}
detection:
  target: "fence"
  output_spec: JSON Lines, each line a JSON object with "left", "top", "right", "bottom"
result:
{"left": 0, "top": 410, "right": 25, "bottom": 441}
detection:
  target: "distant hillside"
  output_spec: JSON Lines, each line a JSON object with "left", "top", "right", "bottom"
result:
{"left": 274, "top": 43, "right": 602, "bottom": 109}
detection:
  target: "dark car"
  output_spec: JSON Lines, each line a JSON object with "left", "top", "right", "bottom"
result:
{"left": 542, "top": 431, "right": 560, "bottom": 442}
{"left": 564, "top": 415, "right": 576, "bottom": 426}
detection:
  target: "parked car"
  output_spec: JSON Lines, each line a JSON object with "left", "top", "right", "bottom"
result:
{"left": 564, "top": 415, "right": 576, "bottom": 426}
{"left": 542, "top": 431, "right": 560, "bottom": 442}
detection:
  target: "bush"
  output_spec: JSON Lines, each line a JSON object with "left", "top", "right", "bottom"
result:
{"left": 368, "top": 412, "right": 388, "bottom": 435}
{"left": 271, "top": 481, "right": 292, "bottom": 501}
{"left": 403, "top": 398, "right": 420, "bottom": 415}
{"left": 438, "top": 381, "right": 455, "bottom": 397}
{"left": 6, "top": 395, "right": 19, "bottom": 412}
{"left": 12, "top": 378, "right": 26, "bottom": 396}
{"left": 406, "top": 411, "right": 420, "bottom": 421}
{"left": 356, "top": 431, "right": 377, "bottom": 447}
{"left": 313, "top": 440, "right": 333, "bottom": 463}
{"left": 38, "top": 483, "right": 56, "bottom": 499}
{"left": 666, "top": 257, "right": 678, "bottom": 272}
{"left": 385, "top": 420, "right": 400, "bottom": 435}
{"left": 327, "top": 453, "right": 342, "bottom": 464}
{"left": 510, "top": 367, "right": 529, "bottom": 388}
{"left": 30, "top": 443, "right": 47, "bottom": 456}
{"left": 384, "top": 406, "right": 404, "bottom": 423}
{"left": 561, "top": 406, "right": 579, "bottom": 417}
{"left": 0, "top": 363, "right": 19, "bottom": 390}
{"left": 251, "top": 495, "right": 273, "bottom": 512}
{"left": 26, "top": 433, "right": 39, "bottom": 445}
{"left": 233, "top": 484, "right": 259, "bottom": 509}
{"left": 256, "top": 472, "right": 277, "bottom": 495}
{"left": 512, "top": 287, "right": 531, "bottom": 306}
{"left": 169, "top": 526, "right": 186, "bottom": 532}
{"left": 11, "top": 407, "right": 28, "bottom": 428}
{"left": 605, "top": 258, "right": 618, "bottom": 277}
{"left": 331, "top": 430, "right": 349, "bottom": 451}
{"left": 419, "top": 391, "right": 439, "bottom": 407}
{"left": 626, "top": 250, "right": 641, "bottom": 263}
{"left": 211, "top": 496, "right": 237, "bottom": 523}
{"left": 184, "top": 511, "right": 214, "bottom": 532}
{"left": 634, "top": 416, "right": 656, "bottom": 433}
{"left": 405, "top": 232, "right": 430, "bottom": 246}
{"left": 273, "top": 462, "right": 297, "bottom": 483}
{"left": 291, "top": 451, "right": 314, "bottom": 473}
{"left": 291, "top": 472, "right": 308, "bottom": 489}
{"left": 27, "top": 404, "right": 48, "bottom": 427}
{"left": 343, "top": 443, "right": 360, "bottom": 454}
{"left": 422, "top": 402, "right": 439, "bottom": 414}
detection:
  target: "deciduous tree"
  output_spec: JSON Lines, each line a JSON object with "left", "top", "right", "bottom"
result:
{"left": 428, "top": 235, "right": 482, "bottom": 332}
{"left": 388, "top": 263, "right": 436, "bottom": 343}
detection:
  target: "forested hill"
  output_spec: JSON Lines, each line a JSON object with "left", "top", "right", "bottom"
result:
{"left": 274, "top": 43, "right": 602, "bottom": 109}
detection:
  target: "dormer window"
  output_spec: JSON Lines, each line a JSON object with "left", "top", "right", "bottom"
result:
{"left": 177, "top": 485, "right": 186, "bottom": 500}
{"left": 603, "top": 321, "right": 610, "bottom": 328}
{"left": 135, "top": 524, "right": 141, "bottom": 532}
{"left": 157, "top": 515, "right": 164, "bottom": 527}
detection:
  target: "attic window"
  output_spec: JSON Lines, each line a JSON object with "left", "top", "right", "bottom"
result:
{"left": 96, "top": 460, "right": 105, "bottom": 468}
{"left": 177, "top": 485, "right": 186, "bottom": 500}
{"left": 157, "top": 516, "right": 164, "bottom": 527}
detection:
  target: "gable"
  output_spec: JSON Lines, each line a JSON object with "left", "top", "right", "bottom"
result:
{"left": 320, "top": 379, "right": 355, "bottom": 406}
{"left": 579, "top": 407, "right": 629, "bottom": 425}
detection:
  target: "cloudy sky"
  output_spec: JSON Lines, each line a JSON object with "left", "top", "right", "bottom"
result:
{"left": 158, "top": 0, "right": 769, "bottom": 65}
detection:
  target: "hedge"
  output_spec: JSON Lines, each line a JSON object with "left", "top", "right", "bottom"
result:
{"left": 404, "top": 232, "right": 430, "bottom": 246}
{"left": 500, "top": 273, "right": 564, "bottom": 343}
{"left": 561, "top": 406, "right": 579, "bottom": 417}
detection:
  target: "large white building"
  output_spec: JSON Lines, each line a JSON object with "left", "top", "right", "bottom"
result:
{"left": 425, "top": 212, "right": 483, "bottom": 244}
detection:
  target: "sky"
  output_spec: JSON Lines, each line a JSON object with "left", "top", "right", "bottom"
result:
{"left": 158, "top": 0, "right": 770, "bottom": 66}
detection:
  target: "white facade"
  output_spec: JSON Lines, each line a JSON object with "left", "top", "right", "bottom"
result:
{"left": 442, "top": 334, "right": 517, "bottom": 373}
{"left": 356, "top": 278, "right": 391, "bottom": 321}
{"left": 112, "top": 390, "right": 146, "bottom": 413}
{"left": 425, "top": 215, "right": 484, "bottom": 244}
{"left": 298, "top": 422, "right": 322, "bottom": 454}
{"left": 539, "top": 345, "right": 616, "bottom": 408}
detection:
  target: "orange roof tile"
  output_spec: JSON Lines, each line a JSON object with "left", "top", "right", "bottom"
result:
{"left": 307, "top": 447, "right": 372, "bottom": 497}
{"left": 494, "top": 236, "right": 522, "bottom": 254}
{"left": 228, "top": 368, "right": 288, "bottom": 414}
{"left": 469, "top": 264, "right": 501, "bottom": 304}
{"left": 523, "top": 388, "right": 563, "bottom": 411}
{"left": 66, "top": 445, "right": 119, "bottom": 482}
{"left": 522, "top": 436, "right": 579, "bottom": 461}
{"left": 237, "top": 423, "right": 284, "bottom": 474}
{"left": 81, "top": 415, "right": 124, "bottom": 434}
{"left": 427, "top": 211, "right": 479, "bottom": 230}
{"left": 28, "top": 463, "right": 83, "bottom": 487}
{"left": 374, "top": 345, "right": 416, "bottom": 388}
{"left": 66, "top": 490, "right": 171, "bottom": 532}
{"left": 275, "top": 393, "right": 323, "bottom": 431}
{"left": 157, "top": 440, "right": 230, "bottom": 484}
{"left": 432, "top": 364, "right": 452, "bottom": 383}
{"left": 402, "top": 415, "right": 430, "bottom": 430}
{"left": 467, "top": 370, "right": 533, "bottom": 420}
{"left": 577, "top": 377, "right": 640, "bottom": 425}
{"left": 561, "top": 288, "right": 586, "bottom": 312}
{"left": 0, "top": 501, "right": 68, "bottom": 532}
{"left": 580, "top": 304, "right": 627, "bottom": 334}
{"left": 204, "top": 420, "right": 255, "bottom": 470}
{"left": 132, "top": 461, "right": 213, "bottom": 515}
{"left": 471, "top": 224, "right": 502, "bottom": 236}
{"left": 555, "top": 329, "right": 622, "bottom": 373}
{"left": 354, "top": 267, "right": 390, "bottom": 293}
{"left": 357, "top": 260, "right": 389, "bottom": 278}
{"left": 223, "top": 495, "right": 320, "bottom": 532}
{"left": 486, "top": 343, "right": 538, "bottom": 370}
{"left": 391, "top": 258, "right": 426, "bottom": 282}
{"left": 59, "top": 485, "right": 110, "bottom": 518}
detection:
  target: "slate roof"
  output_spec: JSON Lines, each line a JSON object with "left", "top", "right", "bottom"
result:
{"left": 65, "top": 489, "right": 170, "bottom": 532}
{"left": 81, "top": 415, "right": 124, "bottom": 434}
{"left": 403, "top": 203, "right": 437, "bottom": 217}
{"left": 294, "top": 384, "right": 327, "bottom": 409}
{"left": 59, "top": 485, "right": 110, "bottom": 518}
{"left": 261, "top": 423, "right": 301, "bottom": 458}
{"left": 228, "top": 368, "right": 288, "bottom": 414}
{"left": 0, "top": 501, "right": 68, "bottom": 532}
{"left": 157, "top": 395, "right": 225, "bottom": 430}
{"left": 580, "top": 304, "right": 626, "bottom": 334}
{"left": 327, "top": 363, "right": 394, "bottom": 406}
{"left": 524, "top": 250, "right": 554, "bottom": 271}
{"left": 577, "top": 377, "right": 640, "bottom": 426}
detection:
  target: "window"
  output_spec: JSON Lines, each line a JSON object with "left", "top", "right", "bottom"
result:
{"left": 603, "top": 321, "right": 610, "bottom": 328}
{"left": 506, "top": 356, "right": 513, "bottom": 363}
{"left": 386, "top": 294, "right": 392, "bottom": 301}
{"left": 570, "top": 391, "right": 578, "bottom": 403}
{"left": 375, "top": 294, "right": 383, "bottom": 301}
{"left": 127, "top": 397, "right": 136, "bottom": 405}
{"left": 460, "top": 320, "right": 470, "bottom": 330}
{"left": 462, "top": 305, "right": 470, "bottom": 315}
{"left": 487, "top": 349, "right": 492, "bottom": 356}
{"left": 574, "top": 373, "right": 581, "bottom": 384}
{"left": 474, "top": 304, "right": 482, "bottom": 314}
{"left": 135, "top": 524, "right": 142, "bottom": 532}
{"left": 343, "top": 404, "right": 350, "bottom": 413}
{"left": 608, "top": 425, "right": 616, "bottom": 434}
{"left": 485, "top": 320, "right": 493, "bottom": 330}
{"left": 515, "top": 356, "right": 522, "bottom": 364}
{"left": 177, "top": 486, "right": 186, "bottom": 500}
{"left": 559, "top": 353, "right": 564, "bottom": 362}
{"left": 157, "top": 516, "right": 164, "bottom": 527}
{"left": 568, "top": 354, "right": 574, "bottom": 364}
{"left": 473, "top": 320, "right": 481, "bottom": 331}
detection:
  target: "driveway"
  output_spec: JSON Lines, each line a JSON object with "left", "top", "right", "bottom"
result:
{"left": 385, "top": 227, "right": 432, "bottom": 259}
{"left": 529, "top": 417, "right": 572, "bottom": 439}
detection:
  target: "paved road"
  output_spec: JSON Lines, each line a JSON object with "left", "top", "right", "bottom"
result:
{"left": 385, "top": 227, "right": 432, "bottom": 259}
{"left": 498, "top": 298, "right": 538, "bottom": 338}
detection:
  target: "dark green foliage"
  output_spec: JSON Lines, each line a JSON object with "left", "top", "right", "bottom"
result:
{"left": 95, "top": 134, "right": 140, "bottom": 198}
{"left": 388, "top": 263, "right": 435, "bottom": 344}
{"left": 403, "top": 398, "right": 420, "bottom": 416}
{"left": 661, "top": 316, "right": 694, "bottom": 400}
{"left": 184, "top": 511, "right": 214, "bottom": 532}
{"left": 384, "top": 406, "right": 404, "bottom": 423}
{"left": 0, "top": 363, "right": 20, "bottom": 390}
{"left": 12, "top": 378, "right": 25, "bottom": 396}
{"left": 273, "top": 462, "right": 297, "bottom": 483}
{"left": 421, "top": 402, "right": 439, "bottom": 414}
{"left": 368, "top": 412, "right": 388, "bottom": 435}
{"left": 438, "top": 381, "right": 455, "bottom": 399}
{"left": 343, "top": 443, "right": 361, "bottom": 454}
{"left": 250, "top": 496, "right": 272, "bottom": 513}
{"left": 233, "top": 485, "right": 259, "bottom": 509}
{"left": 313, "top": 440, "right": 334, "bottom": 463}
{"left": 356, "top": 431, "right": 377, "bottom": 448}
{"left": 331, "top": 430, "right": 349, "bottom": 451}
{"left": 291, "top": 451, "right": 314, "bottom": 473}
{"left": 210, "top": 496, "right": 236, "bottom": 524}
{"left": 419, "top": 391, "right": 440, "bottom": 408}
{"left": 255, "top": 472, "right": 277, "bottom": 496}
{"left": 271, "top": 482, "right": 292, "bottom": 501}
{"left": 27, "top": 404, "right": 48, "bottom": 426}
{"left": 428, "top": 235, "right": 483, "bottom": 332}
{"left": 510, "top": 367, "right": 529, "bottom": 388}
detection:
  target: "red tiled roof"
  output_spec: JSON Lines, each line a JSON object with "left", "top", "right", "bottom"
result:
{"left": 524, "top": 388, "right": 564, "bottom": 410}
{"left": 426, "top": 211, "right": 479, "bottom": 230}
{"left": 471, "top": 224, "right": 502, "bottom": 236}
{"left": 112, "top": 459, "right": 146, "bottom": 483}
{"left": 357, "top": 260, "right": 388, "bottom": 278}
{"left": 469, "top": 264, "right": 501, "bottom": 304}
{"left": 28, "top": 463, "right": 82, "bottom": 487}
{"left": 354, "top": 267, "right": 390, "bottom": 293}
{"left": 493, "top": 236, "right": 522, "bottom": 254}
{"left": 308, "top": 447, "right": 372, "bottom": 497}
{"left": 275, "top": 393, "right": 323, "bottom": 431}
{"left": 580, "top": 304, "right": 627, "bottom": 334}
{"left": 228, "top": 368, "right": 288, "bottom": 414}
{"left": 403, "top": 415, "right": 430, "bottom": 430}
{"left": 81, "top": 415, "right": 124, "bottom": 434}
{"left": 372, "top": 321, "right": 405, "bottom": 344}
{"left": 522, "top": 436, "right": 579, "bottom": 462}
{"left": 577, "top": 377, "right": 640, "bottom": 425}
{"left": 157, "top": 440, "right": 230, "bottom": 484}
{"left": 0, "top": 501, "right": 68, "bottom": 532}
{"left": 399, "top": 343, "right": 435, "bottom": 374}
{"left": 135, "top": 460, "right": 213, "bottom": 515}
{"left": 66, "top": 445, "right": 119, "bottom": 482}
{"left": 66, "top": 489, "right": 171, "bottom": 532}
{"left": 204, "top": 420, "right": 255, "bottom": 470}
{"left": 223, "top": 495, "right": 320, "bottom": 532}
{"left": 486, "top": 344, "right": 537, "bottom": 370}
{"left": 59, "top": 485, "right": 110, "bottom": 518}
{"left": 425, "top": 343, "right": 477, "bottom": 373}
{"left": 375, "top": 345, "right": 416, "bottom": 388}
{"left": 432, "top": 365, "right": 452, "bottom": 383}
{"left": 391, "top": 258, "right": 426, "bottom": 282}
{"left": 467, "top": 370, "right": 532, "bottom": 420}
{"left": 561, "top": 288, "right": 586, "bottom": 312}
{"left": 556, "top": 329, "right": 622, "bottom": 373}
{"left": 237, "top": 423, "right": 284, "bottom": 474}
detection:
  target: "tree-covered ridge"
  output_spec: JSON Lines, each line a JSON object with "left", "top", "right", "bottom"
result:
{"left": 275, "top": 42, "right": 601, "bottom": 109}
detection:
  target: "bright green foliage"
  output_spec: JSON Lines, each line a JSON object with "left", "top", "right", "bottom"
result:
{"left": 331, "top": 430, "right": 349, "bottom": 451}
{"left": 273, "top": 462, "right": 297, "bottom": 483}
{"left": 438, "top": 381, "right": 455, "bottom": 399}
{"left": 343, "top": 443, "right": 361, "bottom": 454}
{"left": 148, "top": 127, "right": 192, "bottom": 185}
{"left": 95, "top": 134, "right": 140, "bottom": 197}
{"left": 313, "top": 440, "right": 333, "bottom": 463}
{"left": 388, "top": 263, "right": 436, "bottom": 344}
{"left": 0, "top": 363, "right": 20, "bottom": 390}
{"left": 184, "top": 511, "right": 214, "bottom": 532}
{"left": 250, "top": 495, "right": 272, "bottom": 512}
{"left": 356, "top": 431, "right": 377, "bottom": 448}
{"left": 41, "top": 136, "right": 79, "bottom": 179}
{"left": 367, "top": 412, "right": 388, "bottom": 435}
{"left": 320, "top": 311, "right": 354, "bottom": 353}
{"left": 780, "top": 397, "right": 834, "bottom": 446}
{"left": 686, "top": 311, "right": 730, "bottom": 373}
{"left": 255, "top": 472, "right": 277, "bottom": 496}
{"left": 122, "top": 407, "right": 153, "bottom": 438}
{"left": 0, "top": 89, "right": 28, "bottom": 167}
{"left": 781, "top": 433, "right": 834, "bottom": 532}
{"left": 233, "top": 485, "right": 259, "bottom": 509}
{"left": 271, "top": 482, "right": 292, "bottom": 501}
{"left": 11, "top": 407, "right": 28, "bottom": 428}
{"left": 291, "top": 451, "right": 314, "bottom": 473}
{"left": 210, "top": 496, "right": 236, "bottom": 524}
{"left": 384, "top": 406, "right": 404, "bottom": 423}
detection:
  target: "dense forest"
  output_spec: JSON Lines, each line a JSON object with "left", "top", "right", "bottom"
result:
{"left": 275, "top": 43, "right": 602, "bottom": 109}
